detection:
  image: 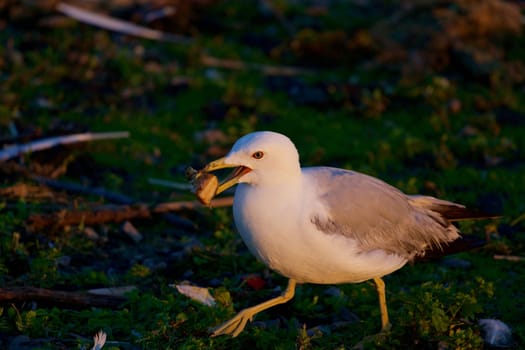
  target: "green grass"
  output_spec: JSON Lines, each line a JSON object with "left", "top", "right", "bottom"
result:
{"left": 1, "top": 1, "right": 525, "bottom": 348}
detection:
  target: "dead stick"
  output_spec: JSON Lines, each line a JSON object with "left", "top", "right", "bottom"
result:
{"left": 28, "top": 205, "right": 152, "bottom": 230}
{"left": 0, "top": 287, "right": 126, "bottom": 309}
{"left": 494, "top": 254, "right": 525, "bottom": 262}
{"left": 57, "top": 3, "right": 193, "bottom": 44}
{"left": 28, "top": 197, "right": 234, "bottom": 230}
{"left": 200, "top": 55, "right": 309, "bottom": 76}
{"left": 0, "top": 131, "right": 130, "bottom": 161}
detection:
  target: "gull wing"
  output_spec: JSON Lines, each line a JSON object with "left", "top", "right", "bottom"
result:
{"left": 306, "top": 167, "right": 460, "bottom": 259}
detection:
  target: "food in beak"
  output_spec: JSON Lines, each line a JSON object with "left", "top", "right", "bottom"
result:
{"left": 185, "top": 167, "right": 219, "bottom": 206}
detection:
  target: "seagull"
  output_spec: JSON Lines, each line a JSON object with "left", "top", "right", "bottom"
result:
{"left": 198, "top": 131, "right": 494, "bottom": 337}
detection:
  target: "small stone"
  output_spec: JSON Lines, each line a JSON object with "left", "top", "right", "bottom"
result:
{"left": 83, "top": 227, "right": 99, "bottom": 241}
{"left": 122, "top": 221, "right": 143, "bottom": 243}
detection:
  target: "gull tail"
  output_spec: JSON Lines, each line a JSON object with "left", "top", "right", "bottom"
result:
{"left": 408, "top": 195, "right": 501, "bottom": 261}
{"left": 407, "top": 195, "right": 502, "bottom": 221}
{"left": 416, "top": 235, "right": 488, "bottom": 261}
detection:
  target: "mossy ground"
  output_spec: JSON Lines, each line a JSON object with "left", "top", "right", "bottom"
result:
{"left": 1, "top": 1, "right": 524, "bottom": 349}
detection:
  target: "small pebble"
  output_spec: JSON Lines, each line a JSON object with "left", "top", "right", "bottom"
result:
{"left": 122, "top": 221, "right": 143, "bottom": 243}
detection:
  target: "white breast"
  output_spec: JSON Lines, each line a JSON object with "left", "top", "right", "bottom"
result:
{"left": 233, "top": 180, "right": 408, "bottom": 284}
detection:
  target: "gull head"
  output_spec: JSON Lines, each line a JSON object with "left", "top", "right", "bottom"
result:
{"left": 203, "top": 131, "right": 301, "bottom": 194}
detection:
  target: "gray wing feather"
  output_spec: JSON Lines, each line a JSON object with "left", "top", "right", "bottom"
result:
{"left": 306, "top": 167, "right": 459, "bottom": 258}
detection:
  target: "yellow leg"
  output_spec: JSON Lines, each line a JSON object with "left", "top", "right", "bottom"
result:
{"left": 211, "top": 279, "right": 297, "bottom": 337}
{"left": 373, "top": 277, "right": 391, "bottom": 332}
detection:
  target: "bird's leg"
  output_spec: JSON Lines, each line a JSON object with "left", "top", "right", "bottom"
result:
{"left": 211, "top": 279, "right": 297, "bottom": 337}
{"left": 373, "top": 277, "right": 391, "bottom": 332}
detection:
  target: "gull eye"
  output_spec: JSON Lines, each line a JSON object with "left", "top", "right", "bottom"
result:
{"left": 252, "top": 151, "right": 264, "bottom": 159}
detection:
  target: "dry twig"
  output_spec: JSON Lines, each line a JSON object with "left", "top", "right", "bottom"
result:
{"left": 494, "top": 254, "right": 525, "bottom": 262}
{"left": 0, "top": 132, "right": 130, "bottom": 161}
{"left": 200, "top": 55, "right": 309, "bottom": 76}
{"left": 28, "top": 197, "right": 234, "bottom": 230}
{"left": 57, "top": 3, "right": 193, "bottom": 44}
{"left": 0, "top": 287, "right": 126, "bottom": 309}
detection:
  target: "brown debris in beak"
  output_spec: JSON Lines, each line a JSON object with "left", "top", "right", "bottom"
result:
{"left": 186, "top": 167, "right": 219, "bottom": 206}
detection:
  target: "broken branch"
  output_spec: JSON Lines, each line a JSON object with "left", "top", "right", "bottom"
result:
{"left": 200, "top": 55, "right": 309, "bottom": 76}
{"left": 57, "top": 3, "right": 193, "bottom": 44}
{"left": 0, "top": 287, "right": 126, "bottom": 309}
{"left": 0, "top": 131, "right": 130, "bottom": 161}
{"left": 494, "top": 254, "right": 525, "bottom": 262}
{"left": 28, "top": 197, "right": 234, "bottom": 231}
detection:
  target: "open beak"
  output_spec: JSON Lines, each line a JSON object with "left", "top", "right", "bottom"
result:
{"left": 203, "top": 157, "right": 252, "bottom": 195}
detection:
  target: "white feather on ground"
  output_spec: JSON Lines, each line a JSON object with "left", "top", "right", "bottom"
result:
{"left": 479, "top": 319, "right": 513, "bottom": 347}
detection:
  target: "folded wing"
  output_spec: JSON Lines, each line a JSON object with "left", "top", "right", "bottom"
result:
{"left": 307, "top": 167, "right": 468, "bottom": 259}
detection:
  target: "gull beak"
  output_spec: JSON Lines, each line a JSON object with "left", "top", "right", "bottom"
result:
{"left": 203, "top": 157, "right": 252, "bottom": 195}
